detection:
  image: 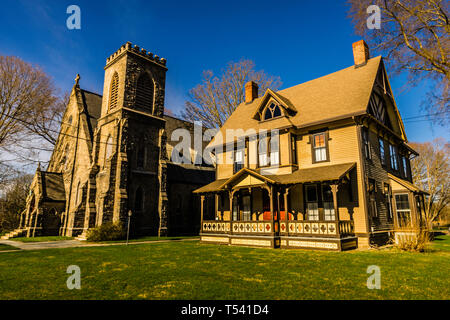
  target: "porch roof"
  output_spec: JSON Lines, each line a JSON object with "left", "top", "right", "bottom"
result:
{"left": 193, "top": 162, "right": 356, "bottom": 193}
{"left": 193, "top": 179, "right": 228, "bottom": 193}
{"left": 267, "top": 162, "right": 356, "bottom": 185}
{"left": 388, "top": 173, "right": 429, "bottom": 195}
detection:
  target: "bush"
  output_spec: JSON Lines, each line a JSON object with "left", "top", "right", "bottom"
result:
{"left": 86, "top": 222, "right": 126, "bottom": 242}
{"left": 395, "top": 229, "right": 430, "bottom": 252}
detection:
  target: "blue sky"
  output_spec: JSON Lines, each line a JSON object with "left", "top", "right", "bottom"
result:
{"left": 0, "top": 0, "right": 448, "bottom": 144}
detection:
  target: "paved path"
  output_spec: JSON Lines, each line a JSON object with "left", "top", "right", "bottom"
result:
{"left": 0, "top": 238, "right": 199, "bottom": 252}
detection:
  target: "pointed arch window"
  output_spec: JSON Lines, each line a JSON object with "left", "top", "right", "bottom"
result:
{"left": 136, "top": 73, "right": 154, "bottom": 112}
{"left": 263, "top": 102, "right": 282, "bottom": 121}
{"left": 137, "top": 144, "right": 146, "bottom": 169}
{"left": 75, "top": 181, "right": 82, "bottom": 206}
{"left": 109, "top": 72, "right": 119, "bottom": 110}
{"left": 104, "top": 135, "right": 113, "bottom": 163}
{"left": 135, "top": 187, "right": 144, "bottom": 212}
{"left": 62, "top": 144, "right": 69, "bottom": 170}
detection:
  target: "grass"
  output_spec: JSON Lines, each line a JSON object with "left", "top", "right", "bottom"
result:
{"left": 0, "top": 244, "right": 20, "bottom": 251}
{"left": 11, "top": 236, "right": 73, "bottom": 243}
{"left": 91, "top": 235, "right": 199, "bottom": 244}
{"left": 0, "top": 235, "right": 448, "bottom": 300}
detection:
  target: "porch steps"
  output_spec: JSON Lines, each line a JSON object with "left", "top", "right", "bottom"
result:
{"left": 75, "top": 232, "right": 87, "bottom": 241}
{"left": 1, "top": 228, "right": 27, "bottom": 240}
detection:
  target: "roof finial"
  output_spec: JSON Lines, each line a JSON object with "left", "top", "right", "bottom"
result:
{"left": 37, "top": 162, "right": 41, "bottom": 171}
{"left": 75, "top": 74, "right": 80, "bottom": 87}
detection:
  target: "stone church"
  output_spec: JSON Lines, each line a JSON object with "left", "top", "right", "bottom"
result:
{"left": 16, "top": 42, "right": 214, "bottom": 239}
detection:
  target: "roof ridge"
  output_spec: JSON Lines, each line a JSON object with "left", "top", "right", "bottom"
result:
{"left": 276, "top": 56, "right": 382, "bottom": 96}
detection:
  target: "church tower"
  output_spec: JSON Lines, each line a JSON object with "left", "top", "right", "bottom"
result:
{"left": 88, "top": 42, "right": 169, "bottom": 236}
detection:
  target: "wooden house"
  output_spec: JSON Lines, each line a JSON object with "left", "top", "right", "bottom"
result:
{"left": 194, "top": 40, "right": 427, "bottom": 251}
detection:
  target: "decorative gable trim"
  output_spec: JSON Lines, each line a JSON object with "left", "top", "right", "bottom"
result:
{"left": 252, "top": 89, "right": 297, "bottom": 121}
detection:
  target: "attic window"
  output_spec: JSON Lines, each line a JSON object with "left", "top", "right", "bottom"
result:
{"left": 263, "top": 103, "right": 282, "bottom": 120}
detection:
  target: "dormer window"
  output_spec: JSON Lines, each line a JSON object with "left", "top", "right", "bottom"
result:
{"left": 263, "top": 102, "right": 282, "bottom": 120}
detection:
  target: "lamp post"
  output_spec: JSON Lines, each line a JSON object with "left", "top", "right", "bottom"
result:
{"left": 126, "top": 210, "right": 132, "bottom": 245}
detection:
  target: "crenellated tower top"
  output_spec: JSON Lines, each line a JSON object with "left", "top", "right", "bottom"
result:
{"left": 105, "top": 41, "right": 167, "bottom": 68}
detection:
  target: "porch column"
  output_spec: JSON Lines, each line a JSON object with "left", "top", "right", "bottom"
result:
{"left": 330, "top": 184, "right": 340, "bottom": 221}
{"left": 215, "top": 194, "right": 219, "bottom": 220}
{"left": 284, "top": 187, "right": 290, "bottom": 222}
{"left": 200, "top": 195, "right": 205, "bottom": 232}
{"left": 229, "top": 190, "right": 234, "bottom": 235}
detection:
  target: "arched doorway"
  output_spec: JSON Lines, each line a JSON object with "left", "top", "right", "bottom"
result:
{"left": 41, "top": 208, "right": 61, "bottom": 236}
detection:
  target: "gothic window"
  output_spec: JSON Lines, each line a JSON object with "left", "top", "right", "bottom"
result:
{"left": 105, "top": 135, "right": 113, "bottom": 163}
{"left": 263, "top": 102, "right": 282, "bottom": 120}
{"left": 135, "top": 187, "right": 144, "bottom": 212}
{"left": 137, "top": 144, "right": 146, "bottom": 169}
{"left": 75, "top": 181, "right": 82, "bottom": 206}
{"left": 136, "top": 73, "right": 154, "bottom": 112}
{"left": 109, "top": 72, "right": 119, "bottom": 110}
{"left": 62, "top": 145, "right": 70, "bottom": 170}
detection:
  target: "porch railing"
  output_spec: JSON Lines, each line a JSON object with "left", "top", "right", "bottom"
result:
{"left": 202, "top": 220, "right": 274, "bottom": 234}
{"left": 280, "top": 220, "right": 354, "bottom": 238}
{"left": 202, "top": 220, "right": 355, "bottom": 237}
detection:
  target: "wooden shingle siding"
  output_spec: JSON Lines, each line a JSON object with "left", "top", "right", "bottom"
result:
{"left": 363, "top": 124, "right": 394, "bottom": 232}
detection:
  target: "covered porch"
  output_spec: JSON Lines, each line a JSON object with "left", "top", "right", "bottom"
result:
{"left": 194, "top": 163, "right": 358, "bottom": 251}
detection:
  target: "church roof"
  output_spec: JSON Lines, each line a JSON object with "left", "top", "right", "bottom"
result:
{"left": 210, "top": 56, "right": 382, "bottom": 147}
{"left": 41, "top": 172, "right": 66, "bottom": 202}
{"left": 79, "top": 89, "right": 102, "bottom": 132}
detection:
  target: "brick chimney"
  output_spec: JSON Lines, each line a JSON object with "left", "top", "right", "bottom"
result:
{"left": 245, "top": 81, "right": 259, "bottom": 103}
{"left": 352, "top": 40, "right": 370, "bottom": 67}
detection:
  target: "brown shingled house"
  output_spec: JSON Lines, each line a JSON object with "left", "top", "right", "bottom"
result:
{"left": 194, "top": 40, "right": 427, "bottom": 251}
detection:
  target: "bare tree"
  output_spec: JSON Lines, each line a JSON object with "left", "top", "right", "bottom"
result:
{"left": 0, "top": 56, "right": 66, "bottom": 168}
{"left": 348, "top": 0, "right": 449, "bottom": 125}
{"left": 183, "top": 59, "right": 282, "bottom": 128}
{"left": 410, "top": 138, "right": 449, "bottom": 229}
{"left": 0, "top": 173, "right": 32, "bottom": 233}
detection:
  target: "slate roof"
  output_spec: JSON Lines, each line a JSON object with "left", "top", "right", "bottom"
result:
{"left": 79, "top": 89, "right": 102, "bottom": 133}
{"left": 41, "top": 172, "right": 66, "bottom": 201}
{"left": 210, "top": 56, "right": 382, "bottom": 147}
{"left": 167, "top": 163, "right": 215, "bottom": 185}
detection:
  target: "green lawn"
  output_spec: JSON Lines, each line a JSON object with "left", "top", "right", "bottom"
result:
{"left": 92, "top": 235, "right": 199, "bottom": 244}
{"left": 0, "top": 235, "right": 448, "bottom": 300}
{"left": 11, "top": 236, "right": 73, "bottom": 242}
{"left": 0, "top": 244, "right": 20, "bottom": 252}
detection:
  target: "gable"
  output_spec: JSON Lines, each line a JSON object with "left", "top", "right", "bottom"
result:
{"left": 252, "top": 89, "right": 297, "bottom": 121}
{"left": 367, "top": 61, "right": 407, "bottom": 140}
{"left": 209, "top": 56, "right": 382, "bottom": 147}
